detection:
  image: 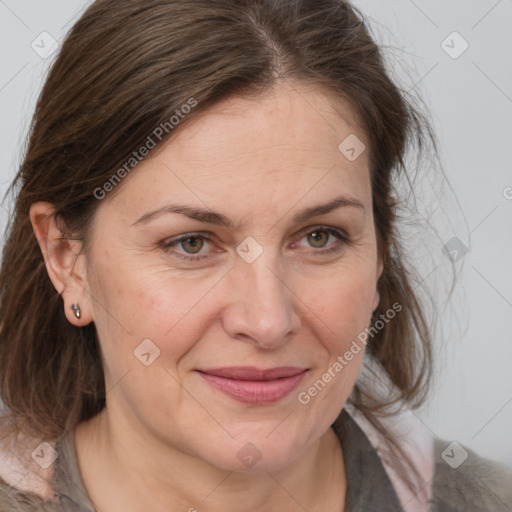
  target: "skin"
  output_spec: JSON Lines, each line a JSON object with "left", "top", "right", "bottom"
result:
{"left": 30, "top": 80, "right": 382, "bottom": 512}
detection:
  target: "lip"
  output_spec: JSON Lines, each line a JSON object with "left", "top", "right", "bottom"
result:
{"left": 196, "top": 366, "right": 307, "bottom": 404}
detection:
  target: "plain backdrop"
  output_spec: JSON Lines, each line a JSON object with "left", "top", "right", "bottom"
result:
{"left": 0, "top": 0, "right": 511, "bottom": 468}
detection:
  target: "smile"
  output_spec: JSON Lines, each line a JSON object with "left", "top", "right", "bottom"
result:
{"left": 196, "top": 366, "right": 308, "bottom": 404}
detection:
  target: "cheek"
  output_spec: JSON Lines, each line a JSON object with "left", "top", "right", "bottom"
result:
{"left": 88, "top": 255, "right": 222, "bottom": 369}
{"left": 296, "top": 273, "right": 373, "bottom": 414}
{"left": 302, "top": 267, "right": 376, "bottom": 349}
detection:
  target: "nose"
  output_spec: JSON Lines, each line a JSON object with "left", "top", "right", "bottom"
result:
{"left": 221, "top": 255, "right": 301, "bottom": 350}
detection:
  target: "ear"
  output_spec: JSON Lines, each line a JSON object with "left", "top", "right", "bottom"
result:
{"left": 29, "top": 201, "right": 93, "bottom": 326}
{"left": 373, "top": 257, "right": 384, "bottom": 311}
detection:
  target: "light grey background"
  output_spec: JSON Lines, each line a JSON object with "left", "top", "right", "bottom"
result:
{"left": 0, "top": 0, "right": 511, "bottom": 467}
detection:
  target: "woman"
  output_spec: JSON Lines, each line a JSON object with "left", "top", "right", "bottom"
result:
{"left": 0, "top": 0, "right": 510, "bottom": 510}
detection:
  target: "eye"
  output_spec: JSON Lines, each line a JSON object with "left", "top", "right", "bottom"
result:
{"left": 161, "top": 226, "right": 348, "bottom": 262}
{"left": 293, "top": 226, "right": 348, "bottom": 255}
{"left": 161, "top": 233, "right": 213, "bottom": 261}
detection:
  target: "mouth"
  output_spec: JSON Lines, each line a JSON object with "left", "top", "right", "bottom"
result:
{"left": 195, "top": 366, "right": 308, "bottom": 404}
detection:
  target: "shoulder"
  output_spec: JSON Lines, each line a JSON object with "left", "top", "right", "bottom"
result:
{"left": 0, "top": 480, "right": 62, "bottom": 511}
{"left": 432, "top": 438, "right": 512, "bottom": 511}
{"left": 343, "top": 397, "right": 512, "bottom": 512}
{"left": 343, "top": 402, "right": 435, "bottom": 511}
{"left": 0, "top": 419, "right": 61, "bottom": 511}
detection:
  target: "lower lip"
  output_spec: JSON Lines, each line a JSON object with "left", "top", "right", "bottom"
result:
{"left": 197, "top": 371, "right": 307, "bottom": 404}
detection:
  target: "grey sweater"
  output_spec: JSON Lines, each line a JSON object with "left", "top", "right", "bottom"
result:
{"left": 0, "top": 409, "right": 511, "bottom": 511}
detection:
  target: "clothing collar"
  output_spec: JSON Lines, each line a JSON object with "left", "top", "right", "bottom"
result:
{"left": 333, "top": 409, "right": 403, "bottom": 511}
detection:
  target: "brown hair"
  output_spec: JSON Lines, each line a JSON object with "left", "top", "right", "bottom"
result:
{"left": 0, "top": 0, "right": 436, "bottom": 495}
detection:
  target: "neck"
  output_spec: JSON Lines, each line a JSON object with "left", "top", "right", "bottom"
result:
{"left": 75, "top": 408, "right": 346, "bottom": 512}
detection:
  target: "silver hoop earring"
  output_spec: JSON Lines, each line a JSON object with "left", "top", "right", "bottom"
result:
{"left": 70, "top": 303, "right": 81, "bottom": 319}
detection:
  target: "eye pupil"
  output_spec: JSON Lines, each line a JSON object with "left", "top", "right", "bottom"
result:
{"left": 308, "top": 230, "right": 329, "bottom": 248}
{"left": 182, "top": 236, "right": 204, "bottom": 254}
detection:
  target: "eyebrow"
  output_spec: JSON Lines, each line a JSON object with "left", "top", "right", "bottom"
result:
{"left": 132, "top": 195, "right": 365, "bottom": 229}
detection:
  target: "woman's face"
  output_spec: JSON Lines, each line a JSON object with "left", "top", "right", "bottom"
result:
{"left": 84, "top": 81, "right": 381, "bottom": 472}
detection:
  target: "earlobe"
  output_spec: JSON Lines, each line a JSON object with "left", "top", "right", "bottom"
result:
{"left": 29, "top": 201, "right": 93, "bottom": 326}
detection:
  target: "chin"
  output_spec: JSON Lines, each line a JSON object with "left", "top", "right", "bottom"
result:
{"left": 196, "top": 434, "right": 308, "bottom": 474}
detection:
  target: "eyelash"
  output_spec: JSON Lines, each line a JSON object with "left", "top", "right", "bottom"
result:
{"left": 161, "top": 226, "right": 349, "bottom": 262}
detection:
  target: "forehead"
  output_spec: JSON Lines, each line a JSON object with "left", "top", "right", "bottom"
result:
{"left": 100, "top": 81, "right": 370, "bottom": 221}
{"left": 170, "top": 81, "right": 364, "bottom": 164}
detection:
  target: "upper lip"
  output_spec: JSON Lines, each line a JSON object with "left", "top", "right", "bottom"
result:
{"left": 197, "top": 366, "right": 306, "bottom": 381}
